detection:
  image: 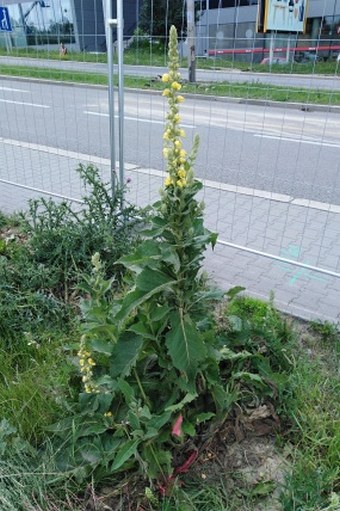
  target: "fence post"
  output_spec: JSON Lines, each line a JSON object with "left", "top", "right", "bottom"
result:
{"left": 105, "top": 0, "right": 117, "bottom": 200}
{"left": 117, "top": 0, "right": 125, "bottom": 209}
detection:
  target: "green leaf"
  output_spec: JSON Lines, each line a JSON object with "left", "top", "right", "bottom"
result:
{"left": 228, "top": 315, "right": 243, "bottom": 332}
{"left": 77, "top": 421, "right": 109, "bottom": 438}
{"left": 128, "top": 321, "right": 156, "bottom": 340}
{"left": 218, "top": 347, "right": 252, "bottom": 362}
{"left": 116, "top": 270, "right": 175, "bottom": 324}
{"left": 182, "top": 422, "right": 196, "bottom": 436}
{"left": 90, "top": 338, "right": 114, "bottom": 355}
{"left": 232, "top": 372, "right": 265, "bottom": 386}
{"left": 119, "top": 240, "right": 161, "bottom": 273}
{"left": 150, "top": 305, "right": 172, "bottom": 322}
{"left": 166, "top": 311, "right": 206, "bottom": 373}
{"left": 148, "top": 411, "right": 172, "bottom": 431}
{"left": 111, "top": 439, "right": 139, "bottom": 471}
{"left": 195, "top": 412, "right": 215, "bottom": 424}
{"left": 110, "top": 332, "right": 144, "bottom": 378}
{"left": 165, "top": 392, "right": 197, "bottom": 413}
{"left": 136, "top": 267, "right": 174, "bottom": 293}
{"left": 117, "top": 378, "right": 135, "bottom": 404}
{"left": 226, "top": 286, "right": 246, "bottom": 301}
{"left": 160, "top": 244, "right": 181, "bottom": 272}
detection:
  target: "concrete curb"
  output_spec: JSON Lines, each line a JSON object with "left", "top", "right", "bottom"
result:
{"left": 1, "top": 73, "right": 340, "bottom": 114}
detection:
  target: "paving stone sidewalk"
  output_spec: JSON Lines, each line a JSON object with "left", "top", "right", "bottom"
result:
{"left": 1, "top": 141, "right": 339, "bottom": 323}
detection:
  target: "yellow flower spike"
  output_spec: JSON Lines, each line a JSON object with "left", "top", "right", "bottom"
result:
{"left": 171, "top": 81, "right": 181, "bottom": 91}
{"left": 162, "top": 88, "right": 170, "bottom": 97}
{"left": 164, "top": 176, "right": 173, "bottom": 187}
{"left": 162, "top": 73, "right": 170, "bottom": 83}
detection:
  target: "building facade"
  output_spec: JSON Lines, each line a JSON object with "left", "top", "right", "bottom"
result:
{"left": 1, "top": 0, "right": 339, "bottom": 60}
{"left": 196, "top": 0, "right": 340, "bottom": 61}
{"left": 0, "top": 0, "right": 140, "bottom": 51}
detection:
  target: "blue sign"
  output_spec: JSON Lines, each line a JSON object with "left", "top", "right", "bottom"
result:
{"left": 0, "top": 7, "right": 12, "bottom": 32}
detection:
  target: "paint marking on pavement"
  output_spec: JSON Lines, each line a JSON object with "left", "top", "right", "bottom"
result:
{"left": 0, "top": 86, "right": 30, "bottom": 93}
{"left": 1, "top": 137, "right": 340, "bottom": 214}
{"left": 84, "top": 110, "right": 196, "bottom": 129}
{"left": 254, "top": 133, "right": 340, "bottom": 148}
{"left": 0, "top": 98, "right": 50, "bottom": 109}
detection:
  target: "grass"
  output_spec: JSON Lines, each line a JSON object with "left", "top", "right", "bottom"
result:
{"left": 1, "top": 200, "right": 339, "bottom": 510}
{"left": 1, "top": 46, "right": 340, "bottom": 75}
{"left": 1, "top": 63, "right": 340, "bottom": 105}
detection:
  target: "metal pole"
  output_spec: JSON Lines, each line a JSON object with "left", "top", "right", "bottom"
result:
{"left": 269, "top": 31, "right": 274, "bottom": 67}
{"left": 105, "top": 0, "right": 117, "bottom": 199}
{"left": 117, "top": 0, "right": 125, "bottom": 208}
{"left": 187, "top": 0, "right": 196, "bottom": 82}
{"left": 206, "top": 0, "right": 209, "bottom": 55}
{"left": 286, "top": 34, "right": 290, "bottom": 63}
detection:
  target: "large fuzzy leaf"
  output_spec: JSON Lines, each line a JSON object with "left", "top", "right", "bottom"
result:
{"left": 110, "top": 332, "right": 144, "bottom": 378}
{"left": 165, "top": 311, "right": 206, "bottom": 374}
{"left": 116, "top": 268, "right": 175, "bottom": 323}
{"left": 111, "top": 439, "right": 139, "bottom": 471}
{"left": 118, "top": 240, "right": 161, "bottom": 273}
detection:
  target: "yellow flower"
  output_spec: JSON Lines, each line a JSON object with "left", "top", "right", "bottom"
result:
{"left": 174, "top": 114, "right": 181, "bottom": 123}
{"left": 179, "top": 129, "right": 186, "bottom": 138}
{"left": 178, "top": 168, "right": 186, "bottom": 179}
{"left": 79, "top": 359, "right": 85, "bottom": 366}
{"left": 104, "top": 411, "right": 113, "bottom": 417}
{"left": 165, "top": 176, "right": 173, "bottom": 187}
{"left": 162, "top": 73, "right": 170, "bottom": 83}
{"left": 179, "top": 157, "right": 186, "bottom": 164}
{"left": 177, "top": 95, "right": 185, "bottom": 103}
{"left": 163, "top": 131, "right": 171, "bottom": 140}
{"left": 163, "top": 148, "right": 170, "bottom": 158}
{"left": 177, "top": 178, "right": 186, "bottom": 188}
{"left": 179, "top": 149, "right": 187, "bottom": 158}
{"left": 162, "top": 88, "right": 170, "bottom": 97}
{"left": 87, "top": 358, "right": 95, "bottom": 366}
{"left": 174, "top": 140, "right": 182, "bottom": 149}
{"left": 171, "top": 81, "right": 181, "bottom": 91}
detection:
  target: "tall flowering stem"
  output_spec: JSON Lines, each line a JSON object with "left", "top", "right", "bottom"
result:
{"left": 162, "top": 26, "right": 194, "bottom": 190}
{"left": 159, "top": 26, "right": 215, "bottom": 314}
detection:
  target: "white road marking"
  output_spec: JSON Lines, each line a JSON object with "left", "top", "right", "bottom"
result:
{"left": 2, "top": 136, "right": 340, "bottom": 213}
{"left": 0, "top": 86, "right": 29, "bottom": 93}
{"left": 84, "top": 110, "right": 196, "bottom": 129}
{"left": 0, "top": 99, "right": 50, "bottom": 108}
{"left": 254, "top": 134, "right": 340, "bottom": 148}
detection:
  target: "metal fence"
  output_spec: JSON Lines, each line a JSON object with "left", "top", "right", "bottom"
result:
{"left": 0, "top": 0, "right": 339, "bottom": 322}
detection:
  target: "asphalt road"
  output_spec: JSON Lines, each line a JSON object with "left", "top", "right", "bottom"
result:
{"left": 1, "top": 55, "right": 340, "bottom": 90}
{"left": 1, "top": 78, "right": 340, "bottom": 204}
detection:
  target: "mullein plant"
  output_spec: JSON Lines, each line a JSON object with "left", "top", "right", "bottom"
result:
{"left": 66, "top": 25, "right": 228, "bottom": 485}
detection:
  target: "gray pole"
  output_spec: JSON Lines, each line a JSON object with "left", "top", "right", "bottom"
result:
{"left": 105, "top": 0, "right": 117, "bottom": 199}
{"left": 206, "top": 0, "right": 209, "bottom": 54}
{"left": 117, "top": 0, "right": 125, "bottom": 208}
{"left": 187, "top": 0, "right": 196, "bottom": 82}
